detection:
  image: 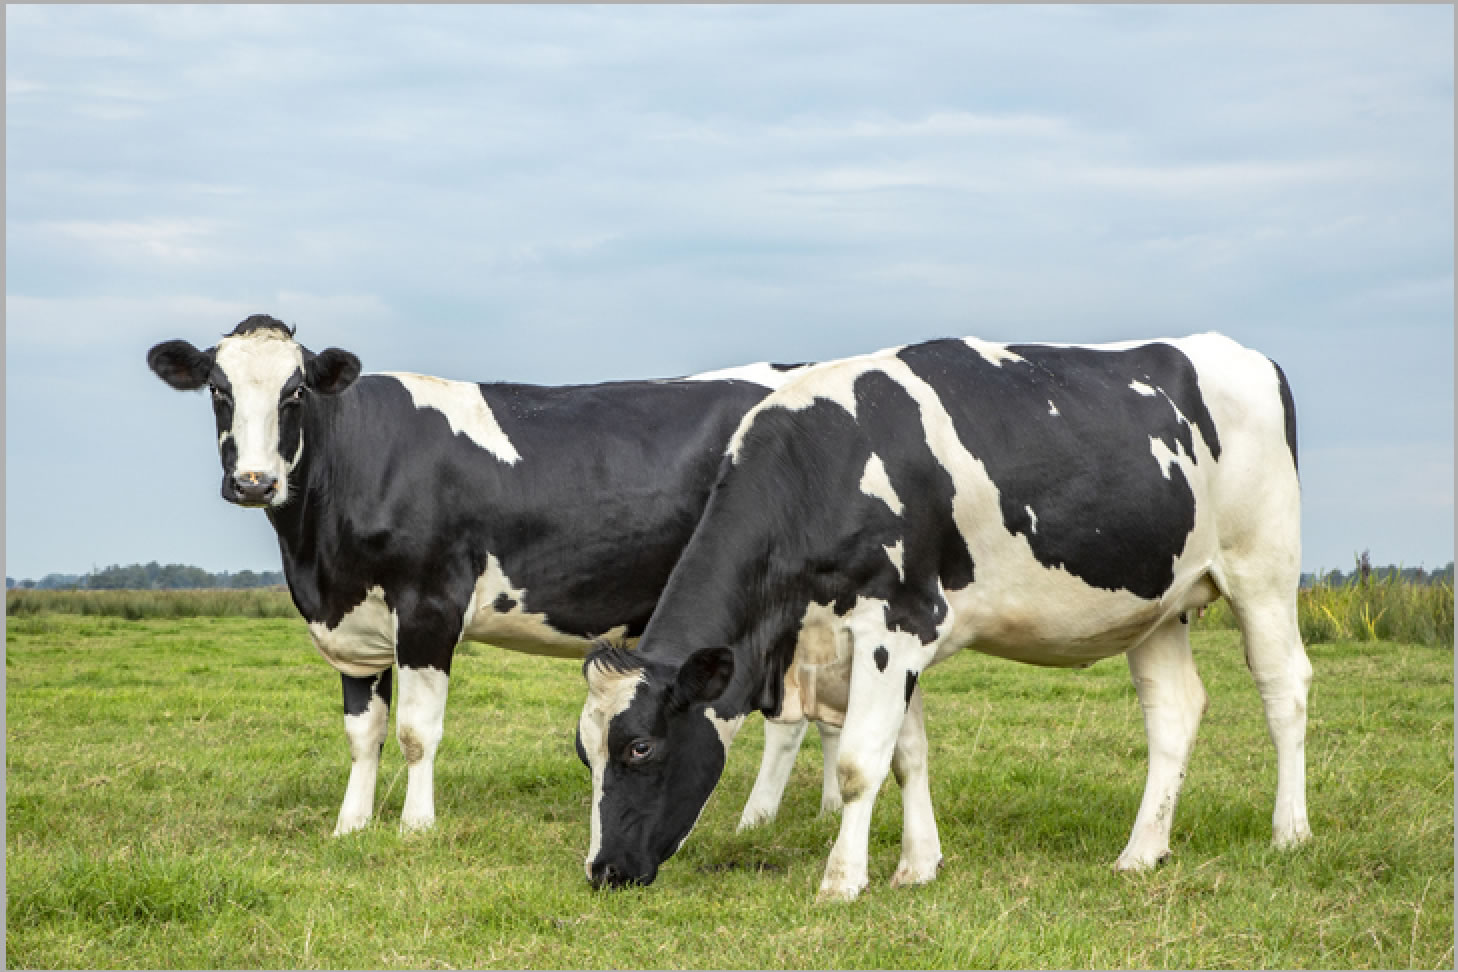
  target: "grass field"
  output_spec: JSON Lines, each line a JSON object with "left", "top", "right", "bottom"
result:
{"left": 6, "top": 612, "right": 1453, "bottom": 969}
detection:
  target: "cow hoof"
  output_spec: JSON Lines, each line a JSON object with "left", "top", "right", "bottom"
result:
{"left": 399, "top": 814, "right": 435, "bottom": 834}
{"left": 333, "top": 815, "right": 371, "bottom": 837}
{"left": 1113, "top": 848, "right": 1170, "bottom": 872}
{"left": 815, "top": 881, "right": 864, "bottom": 903}
{"left": 1272, "top": 823, "right": 1312, "bottom": 849}
{"left": 890, "top": 854, "right": 942, "bottom": 888}
{"left": 819, "top": 796, "right": 844, "bottom": 817}
{"left": 736, "top": 809, "right": 775, "bottom": 832}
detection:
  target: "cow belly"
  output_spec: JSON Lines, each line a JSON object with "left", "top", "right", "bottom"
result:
{"left": 308, "top": 586, "right": 397, "bottom": 677}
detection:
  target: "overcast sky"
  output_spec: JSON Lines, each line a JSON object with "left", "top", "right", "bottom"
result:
{"left": 6, "top": 4, "right": 1453, "bottom": 581}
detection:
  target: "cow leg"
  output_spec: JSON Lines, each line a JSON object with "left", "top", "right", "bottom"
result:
{"left": 819, "top": 626, "right": 938, "bottom": 902}
{"left": 737, "top": 717, "right": 808, "bottom": 831}
{"left": 335, "top": 669, "right": 392, "bottom": 836}
{"left": 818, "top": 722, "right": 843, "bottom": 815}
{"left": 1228, "top": 583, "right": 1313, "bottom": 849}
{"left": 1116, "top": 618, "right": 1207, "bottom": 871}
{"left": 890, "top": 682, "right": 941, "bottom": 887}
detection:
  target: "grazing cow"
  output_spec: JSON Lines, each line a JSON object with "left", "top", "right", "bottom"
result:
{"left": 147, "top": 314, "right": 833, "bottom": 835}
{"left": 578, "top": 333, "right": 1311, "bottom": 900}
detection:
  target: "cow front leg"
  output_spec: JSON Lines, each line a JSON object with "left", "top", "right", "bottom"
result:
{"left": 737, "top": 717, "right": 809, "bottom": 831}
{"left": 336, "top": 669, "right": 392, "bottom": 835}
{"left": 889, "top": 683, "right": 941, "bottom": 887}
{"left": 395, "top": 662, "right": 450, "bottom": 832}
{"left": 1116, "top": 618, "right": 1207, "bottom": 871}
{"left": 818, "top": 627, "right": 937, "bottom": 902}
{"left": 818, "top": 722, "right": 843, "bottom": 815}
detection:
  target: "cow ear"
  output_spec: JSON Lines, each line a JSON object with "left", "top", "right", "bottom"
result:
{"left": 672, "top": 646, "right": 734, "bottom": 709}
{"left": 147, "top": 340, "right": 214, "bottom": 391}
{"left": 306, "top": 348, "right": 361, "bottom": 395}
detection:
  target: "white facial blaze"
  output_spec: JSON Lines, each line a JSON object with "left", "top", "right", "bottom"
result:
{"left": 580, "top": 664, "right": 646, "bottom": 875}
{"left": 387, "top": 372, "right": 521, "bottom": 464}
{"left": 213, "top": 330, "right": 307, "bottom": 502}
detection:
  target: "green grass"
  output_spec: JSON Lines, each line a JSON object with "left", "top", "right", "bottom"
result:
{"left": 6, "top": 588, "right": 298, "bottom": 620}
{"left": 6, "top": 614, "right": 1453, "bottom": 968}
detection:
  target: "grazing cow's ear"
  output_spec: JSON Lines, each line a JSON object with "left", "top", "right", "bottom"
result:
{"left": 306, "top": 348, "right": 361, "bottom": 395}
{"left": 147, "top": 340, "right": 214, "bottom": 391}
{"left": 672, "top": 646, "right": 734, "bottom": 709}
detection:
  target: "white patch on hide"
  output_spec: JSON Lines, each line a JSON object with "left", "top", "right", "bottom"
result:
{"left": 386, "top": 372, "right": 521, "bottom": 465}
{"left": 1129, "top": 380, "right": 1158, "bottom": 397}
{"left": 580, "top": 662, "right": 646, "bottom": 873}
{"left": 1048, "top": 400, "right": 1059, "bottom": 416}
{"left": 859, "top": 454, "right": 904, "bottom": 515}
{"left": 1025, "top": 505, "right": 1039, "bottom": 534}
{"left": 309, "top": 586, "right": 397, "bottom": 677}
{"left": 884, "top": 539, "right": 906, "bottom": 580}
{"left": 460, "top": 554, "right": 620, "bottom": 657}
{"left": 963, "top": 338, "right": 1025, "bottom": 368}
{"left": 682, "top": 362, "right": 809, "bottom": 389}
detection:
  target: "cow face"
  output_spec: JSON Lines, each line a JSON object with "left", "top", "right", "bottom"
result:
{"left": 577, "top": 643, "right": 740, "bottom": 889}
{"left": 147, "top": 315, "right": 360, "bottom": 508}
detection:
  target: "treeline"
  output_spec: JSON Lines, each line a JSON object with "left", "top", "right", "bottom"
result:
{"left": 1302, "top": 562, "right": 1454, "bottom": 588}
{"left": 6, "top": 562, "right": 285, "bottom": 591}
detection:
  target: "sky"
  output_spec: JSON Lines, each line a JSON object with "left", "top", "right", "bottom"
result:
{"left": 5, "top": 4, "right": 1454, "bottom": 581}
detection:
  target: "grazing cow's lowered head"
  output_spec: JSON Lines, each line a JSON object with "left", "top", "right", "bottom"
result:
{"left": 147, "top": 315, "right": 360, "bottom": 507}
{"left": 577, "top": 640, "right": 740, "bottom": 889}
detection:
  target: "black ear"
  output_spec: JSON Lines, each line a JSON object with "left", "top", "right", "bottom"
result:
{"left": 305, "top": 347, "right": 361, "bottom": 395}
{"left": 147, "top": 340, "right": 214, "bottom": 391}
{"left": 672, "top": 646, "right": 734, "bottom": 710}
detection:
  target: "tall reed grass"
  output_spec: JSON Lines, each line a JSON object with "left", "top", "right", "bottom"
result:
{"left": 5, "top": 587, "right": 298, "bottom": 620}
{"left": 1197, "top": 574, "right": 1454, "bottom": 647}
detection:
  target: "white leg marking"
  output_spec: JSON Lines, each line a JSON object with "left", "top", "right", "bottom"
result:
{"left": 818, "top": 722, "right": 844, "bottom": 815}
{"left": 1231, "top": 592, "right": 1314, "bottom": 849}
{"left": 819, "top": 613, "right": 940, "bottom": 902}
{"left": 335, "top": 684, "right": 389, "bottom": 836}
{"left": 396, "top": 665, "right": 450, "bottom": 832}
{"left": 890, "top": 685, "right": 942, "bottom": 887}
{"left": 1116, "top": 619, "right": 1207, "bottom": 871}
{"left": 738, "top": 718, "right": 809, "bottom": 831}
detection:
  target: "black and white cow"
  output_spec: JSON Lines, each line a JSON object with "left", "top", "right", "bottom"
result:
{"left": 579, "top": 333, "right": 1311, "bottom": 900}
{"left": 147, "top": 314, "right": 834, "bottom": 835}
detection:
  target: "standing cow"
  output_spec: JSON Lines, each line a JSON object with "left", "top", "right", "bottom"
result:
{"left": 147, "top": 314, "right": 833, "bottom": 836}
{"left": 578, "top": 333, "right": 1311, "bottom": 900}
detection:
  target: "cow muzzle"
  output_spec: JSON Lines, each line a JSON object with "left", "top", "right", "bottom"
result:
{"left": 588, "top": 858, "right": 656, "bottom": 890}
{"left": 228, "top": 471, "right": 279, "bottom": 507}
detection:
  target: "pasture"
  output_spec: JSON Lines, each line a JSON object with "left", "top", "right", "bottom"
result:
{"left": 6, "top": 606, "right": 1453, "bottom": 969}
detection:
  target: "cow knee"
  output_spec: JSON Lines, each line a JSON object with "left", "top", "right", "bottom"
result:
{"left": 836, "top": 758, "right": 871, "bottom": 804}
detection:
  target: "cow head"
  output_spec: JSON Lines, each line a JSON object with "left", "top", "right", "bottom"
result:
{"left": 147, "top": 315, "right": 360, "bottom": 508}
{"left": 577, "top": 640, "right": 741, "bottom": 889}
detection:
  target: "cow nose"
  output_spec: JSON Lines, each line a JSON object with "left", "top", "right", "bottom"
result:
{"left": 589, "top": 861, "right": 631, "bottom": 890}
{"left": 232, "top": 471, "right": 278, "bottom": 503}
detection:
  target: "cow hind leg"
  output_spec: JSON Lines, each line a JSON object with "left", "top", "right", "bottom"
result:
{"left": 1116, "top": 618, "right": 1207, "bottom": 871}
{"left": 818, "top": 722, "right": 843, "bottom": 815}
{"left": 1227, "top": 580, "right": 1313, "bottom": 849}
{"left": 335, "top": 669, "right": 392, "bottom": 836}
{"left": 737, "top": 717, "right": 809, "bottom": 831}
{"left": 889, "top": 683, "right": 942, "bottom": 887}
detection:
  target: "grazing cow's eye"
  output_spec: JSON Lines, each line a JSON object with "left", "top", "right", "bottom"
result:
{"left": 626, "top": 739, "right": 656, "bottom": 764}
{"left": 210, "top": 385, "right": 231, "bottom": 405}
{"left": 282, "top": 386, "right": 304, "bottom": 406}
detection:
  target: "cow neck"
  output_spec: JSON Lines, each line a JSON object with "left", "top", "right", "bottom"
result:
{"left": 633, "top": 531, "right": 810, "bottom": 719}
{"left": 264, "top": 389, "right": 337, "bottom": 567}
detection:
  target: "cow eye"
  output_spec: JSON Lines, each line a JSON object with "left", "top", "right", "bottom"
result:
{"left": 282, "top": 386, "right": 304, "bottom": 405}
{"left": 625, "top": 739, "right": 656, "bottom": 764}
{"left": 210, "top": 385, "right": 231, "bottom": 405}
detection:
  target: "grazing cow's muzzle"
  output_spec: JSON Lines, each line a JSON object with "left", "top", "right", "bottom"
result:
{"left": 588, "top": 857, "right": 657, "bottom": 890}
{"left": 225, "top": 470, "right": 280, "bottom": 507}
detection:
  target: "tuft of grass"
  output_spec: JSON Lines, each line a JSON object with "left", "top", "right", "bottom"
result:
{"left": 1197, "top": 576, "right": 1454, "bottom": 647}
{"left": 6, "top": 614, "right": 1452, "bottom": 969}
{"left": 5, "top": 587, "right": 298, "bottom": 620}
